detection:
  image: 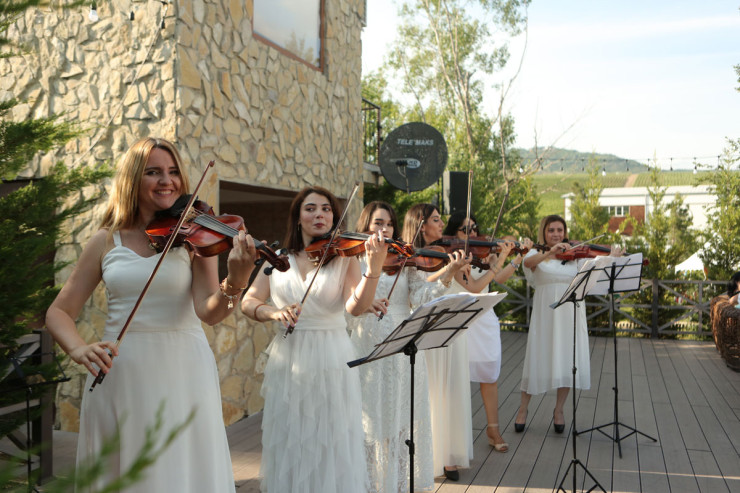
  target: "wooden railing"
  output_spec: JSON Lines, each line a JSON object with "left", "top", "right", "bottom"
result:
{"left": 495, "top": 277, "right": 726, "bottom": 338}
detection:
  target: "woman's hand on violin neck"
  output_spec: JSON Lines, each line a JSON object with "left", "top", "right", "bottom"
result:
{"left": 69, "top": 341, "right": 118, "bottom": 377}
{"left": 364, "top": 230, "right": 388, "bottom": 276}
{"left": 609, "top": 245, "right": 624, "bottom": 257}
{"left": 549, "top": 242, "right": 570, "bottom": 257}
{"left": 226, "top": 230, "right": 257, "bottom": 286}
{"left": 446, "top": 249, "right": 471, "bottom": 272}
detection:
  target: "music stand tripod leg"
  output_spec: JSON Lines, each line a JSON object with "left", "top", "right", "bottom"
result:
{"left": 575, "top": 283, "right": 657, "bottom": 458}
{"left": 556, "top": 294, "right": 606, "bottom": 493}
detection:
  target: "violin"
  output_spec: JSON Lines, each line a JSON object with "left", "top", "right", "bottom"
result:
{"left": 305, "top": 231, "right": 412, "bottom": 262}
{"left": 543, "top": 241, "right": 613, "bottom": 262}
{"left": 382, "top": 244, "right": 450, "bottom": 274}
{"left": 145, "top": 196, "right": 290, "bottom": 273}
{"left": 431, "top": 235, "right": 536, "bottom": 270}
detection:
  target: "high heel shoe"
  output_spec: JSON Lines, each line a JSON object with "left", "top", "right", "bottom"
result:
{"left": 553, "top": 410, "right": 565, "bottom": 434}
{"left": 487, "top": 424, "right": 508, "bottom": 452}
{"left": 443, "top": 466, "right": 459, "bottom": 481}
{"left": 514, "top": 409, "right": 528, "bottom": 433}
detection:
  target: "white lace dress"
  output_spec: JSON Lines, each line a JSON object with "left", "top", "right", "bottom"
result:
{"left": 520, "top": 252, "right": 591, "bottom": 394}
{"left": 260, "top": 254, "right": 367, "bottom": 493}
{"left": 76, "top": 231, "right": 235, "bottom": 493}
{"left": 347, "top": 262, "right": 447, "bottom": 493}
{"left": 422, "top": 273, "right": 474, "bottom": 476}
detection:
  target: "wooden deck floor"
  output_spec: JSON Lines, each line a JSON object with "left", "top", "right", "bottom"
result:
{"left": 50, "top": 331, "right": 740, "bottom": 492}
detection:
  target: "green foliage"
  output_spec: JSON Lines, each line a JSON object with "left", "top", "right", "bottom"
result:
{"left": 0, "top": 0, "right": 112, "bottom": 440}
{"left": 1, "top": 404, "right": 194, "bottom": 492}
{"left": 622, "top": 166, "right": 700, "bottom": 280}
{"left": 568, "top": 158, "right": 611, "bottom": 241}
{"left": 365, "top": 0, "right": 538, "bottom": 238}
{"left": 698, "top": 139, "right": 740, "bottom": 280}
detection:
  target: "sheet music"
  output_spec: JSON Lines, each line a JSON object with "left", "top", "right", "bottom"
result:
{"left": 587, "top": 253, "right": 644, "bottom": 295}
{"left": 348, "top": 291, "right": 507, "bottom": 367}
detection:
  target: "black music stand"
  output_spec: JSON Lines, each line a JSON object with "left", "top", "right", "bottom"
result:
{"left": 574, "top": 253, "right": 657, "bottom": 457}
{"left": 348, "top": 291, "right": 506, "bottom": 493}
{"left": 551, "top": 257, "right": 609, "bottom": 493}
{"left": 4, "top": 352, "right": 70, "bottom": 492}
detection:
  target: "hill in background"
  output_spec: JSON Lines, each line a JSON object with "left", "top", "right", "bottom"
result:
{"left": 520, "top": 148, "right": 710, "bottom": 216}
{"left": 516, "top": 147, "right": 649, "bottom": 174}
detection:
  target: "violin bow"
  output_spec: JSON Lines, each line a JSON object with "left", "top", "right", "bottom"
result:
{"left": 89, "top": 161, "right": 215, "bottom": 392}
{"left": 462, "top": 170, "right": 474, "bottom": 283}
{"left": 566, "top": 233, "right": 606, "bottom": 250}
{"left": 286, "top": 182, "right": 361, "bottom": 337}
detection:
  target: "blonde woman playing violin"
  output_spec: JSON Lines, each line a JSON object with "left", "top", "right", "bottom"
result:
{"left": 515, "top": 214, "right": 621, "bottom": 435}
{"left": 45, "top": 137, "right": 258, "bottom": 492}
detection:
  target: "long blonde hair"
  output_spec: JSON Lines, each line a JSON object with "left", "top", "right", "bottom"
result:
{"left": 100, "top": 137, "right": 190, "bottom": 233}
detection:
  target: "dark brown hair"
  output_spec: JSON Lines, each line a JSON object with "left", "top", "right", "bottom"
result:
{"left": 355, "top": 201, "right": 400, "bottom": 240}
{"left": 284, "top": 186, "right": 343, "bottom": 252}
{"left": 402, "top": 203, "right": 439, "bottom": 248}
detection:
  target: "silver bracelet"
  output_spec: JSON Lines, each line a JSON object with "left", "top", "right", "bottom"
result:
{"left": 510, "top": 260, "right": 520, "bottom": 270}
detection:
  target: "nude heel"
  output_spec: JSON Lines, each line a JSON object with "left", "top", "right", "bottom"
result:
{"left": 487, "top": 424, "right": 508, "bottom": 453}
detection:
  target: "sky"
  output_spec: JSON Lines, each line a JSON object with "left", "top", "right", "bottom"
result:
{"left": 361, "top": 1, "right": 740, "bottom": 170}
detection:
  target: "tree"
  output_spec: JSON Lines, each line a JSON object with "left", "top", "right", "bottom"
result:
{"left": 698, "top": 139, "right": 740, "bottom": 280}
{"left": 622, "top": 165, "right": 700, "bottom": 280}
{"left": 568, "top": 157, "right": 611, "bottom": 242}
{"left": 0, "top": 0, "right": 111, "bottom": 440}
{"left": 367, "top": 0, "right": 539, "bottom": 237}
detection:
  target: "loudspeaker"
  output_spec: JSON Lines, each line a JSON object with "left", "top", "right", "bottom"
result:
{"left": 442, "top": 171, "right": 469, "bottom": 215}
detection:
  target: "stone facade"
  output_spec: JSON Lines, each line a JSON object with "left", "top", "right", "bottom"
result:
{"left": 1, "top": 0, "right": 365, "bottom": 430}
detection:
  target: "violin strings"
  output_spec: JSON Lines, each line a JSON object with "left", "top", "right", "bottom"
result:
{"left": 190, "top": 209, "right": 266, "bottom": 249}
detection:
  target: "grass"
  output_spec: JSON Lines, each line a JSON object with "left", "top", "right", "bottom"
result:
{"left": 530, "top": 170, "right": 711, "bottom": 216}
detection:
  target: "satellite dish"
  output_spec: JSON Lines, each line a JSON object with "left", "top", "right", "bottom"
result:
{"left": 378, "top": 122, "right": 448, "bottom": 192}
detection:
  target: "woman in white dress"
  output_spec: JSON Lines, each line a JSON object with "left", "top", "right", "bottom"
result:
{"left": 401, "top": 203, "right": 475, "bottom": 482}
{"left": 240, "top": 187, "right": 387, "bottom": 493}
{"left": 441, "top": 212, "right": 533, "bottom": 453}
{"left": 45, "top": 137, "right": 257, "bottom": 492}
{"left": 515, "top": 215, "right": 620, "bottom": 433}
{"left": 348, "top": 201, "right": 467, "bottom": 492}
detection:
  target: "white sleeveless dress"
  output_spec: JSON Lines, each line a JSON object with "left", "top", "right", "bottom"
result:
{"left": 449, "top": 267, "right": 502, "bottom": 383}
{"left": 422, "top": 273, "right": 474, "bottom": 475}
{"left": 520, "top": 252, "right": 591, "bottom": 394}
{"left": 347, "top": 261, "right": 445, "bottom": 492}
{"left": 260, "top": 254, "right": 367, "bottom": 493}
{"left": 76, "top": 231, "right": 235, "bottom": 492}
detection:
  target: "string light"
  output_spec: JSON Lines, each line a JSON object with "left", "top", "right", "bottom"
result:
{"left": 89, "top": 1, "right": 98, "bottom": 22}
{"left": 669, "top": 158, "right": 673, "bottom": 171}
{"left": 601, "top": 167, "right": 606, "bottom": 177}
{"left": 518, "top": 165, "right": 524, "bottom": 173}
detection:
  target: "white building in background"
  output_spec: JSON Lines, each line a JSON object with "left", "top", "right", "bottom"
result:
{"left": 563, "top": 185, "right": 715, "bottom": 235}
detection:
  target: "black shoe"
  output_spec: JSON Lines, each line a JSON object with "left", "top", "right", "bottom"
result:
{"left": 514, "top": 410, "right": 527, "bottom": 433}
{"left": 553, "top": 411, "right": 565, "bottom": 433}
{"left": 444, "top": 467, "right": 459, "bottom": 482}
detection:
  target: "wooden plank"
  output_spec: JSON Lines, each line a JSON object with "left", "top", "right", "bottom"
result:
{"left": 637, "top": 442, "right": 671, "bottom": 493}
{"left": 688, "top": 449, "right": 730, "bottom": 493}
{"left": 652, "top": 401, "right": 701, "bottom": 492}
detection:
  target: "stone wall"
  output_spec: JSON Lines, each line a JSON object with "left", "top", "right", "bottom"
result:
{"left": 1, "top": 0, "right": 365, "bottom": 430}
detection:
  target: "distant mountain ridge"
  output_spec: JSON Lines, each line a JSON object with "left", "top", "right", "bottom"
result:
{"left": 516, "top": 147, "right": 649, "bottom": 174}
